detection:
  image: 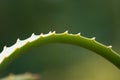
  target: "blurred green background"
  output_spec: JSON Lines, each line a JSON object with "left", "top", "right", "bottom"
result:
{"left": 0, "top": 0, "right": 120, "bottom": 80}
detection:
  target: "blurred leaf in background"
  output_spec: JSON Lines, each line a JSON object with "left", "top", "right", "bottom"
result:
{"left": 0, "top": 0, "right": 120, "bottom": 80}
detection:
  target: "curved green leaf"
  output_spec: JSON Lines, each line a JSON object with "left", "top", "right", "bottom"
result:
{"left": 0, "top": 31, "right": 120, "bottom": 72}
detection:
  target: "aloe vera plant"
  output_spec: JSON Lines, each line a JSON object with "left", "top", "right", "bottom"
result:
{"left": 0, "top": 31, "right": 120, "bottom": 78}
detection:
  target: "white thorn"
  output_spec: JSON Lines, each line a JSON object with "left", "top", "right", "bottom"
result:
{"left": 17, "top": 38, "right": 21, "bottom": 43}
{"left": 91, "top": 37, "right": 96, "bottom": 40}
{"left": 64, "top": 30, "right": 68, "bottom": 34}
{"left": 108, "top": 45, "right": 112, "bottom": 48}
{"left": 40, "top": 33, "right": 43, "bottom": 37}
{"left": 49, "top": 31, "right": 52, "bottom": 34}
{"left": 3, "top": 46, "right": 7, "bottom": 50}
{"left": 52, "top": 31, "right": 56, "bottom": 34}
{"left": 76, "top": 33, "right": 81, "bottom": 36}
{"left": 32, "top": 33, "right": 35, "bottom": 36}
